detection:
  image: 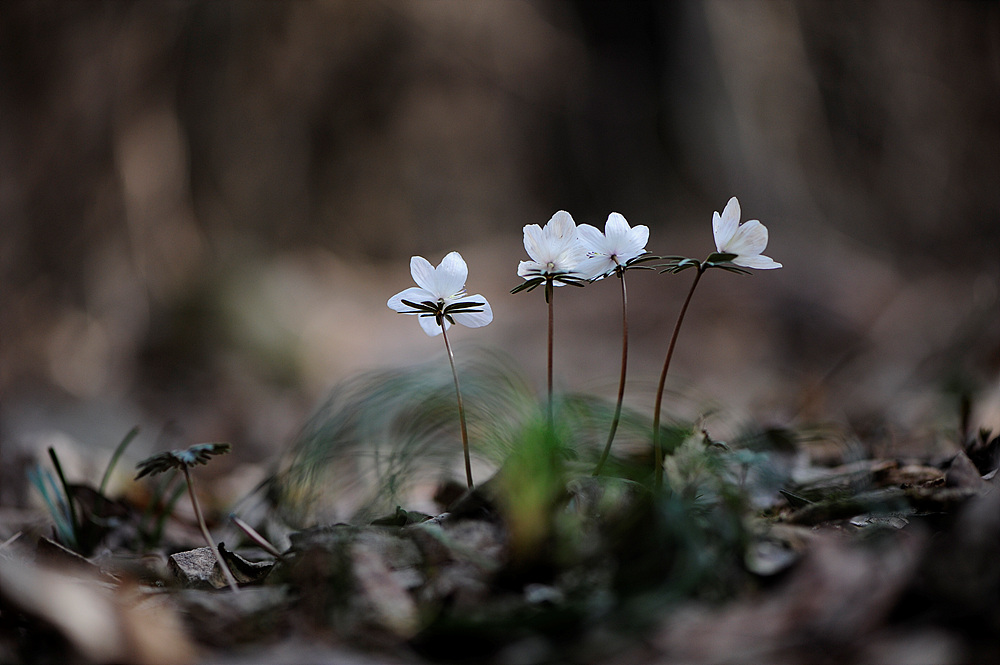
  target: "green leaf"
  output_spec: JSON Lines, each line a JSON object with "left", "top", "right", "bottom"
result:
{"left": 47, "top": 447, "right": 80, "bottom": 544}
{"left": 28, "top": 466, "right": 77, "bottom": 548}
{"left": 442, "top": 301, "right": 485, "bottom": 315}
{"left": 623, "top": 253, "right": 663, "bottom": 266}
{"left": 99, "top": 426, "right": 140, "bottom": 496}
{"left": 511, "top": 277, "right": 546, "bottom": 295}
{"left": 705, "top": 252, "right": 738, "bottom": 264}
{"left": 658, "top": 257, "right": 702, "bottom": 273}
{"left": 660, "top": 260, "right": 700, "bottom": 274}
{"left": 398, "top": 299, "right": 440, "bottom": 314}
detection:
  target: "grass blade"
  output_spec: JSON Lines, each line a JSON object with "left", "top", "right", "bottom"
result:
{"left": 99, "top": 426, "right": 140, "bottom": 496}
{"left": 46, "top": 447, "right": 80, "bottom": 546}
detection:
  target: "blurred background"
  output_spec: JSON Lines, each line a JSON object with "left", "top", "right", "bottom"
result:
{"left": 2, "top": 1, "right": 999, "bottom": 504}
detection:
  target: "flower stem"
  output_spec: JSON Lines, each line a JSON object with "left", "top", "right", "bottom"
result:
{"left": 594, "top": 269, "right": 629, "bottom": 476}
{"left": 545, "top": 277, "right": 555, "bottom": 428}
{"left": 441, "top": 323, "right": 474, "bottom": 489}
{"left": 653, "top": 266, "right": 705, "bottom": 488}
{"left": 183, "top": 465, "right": 240, "bottom": 592}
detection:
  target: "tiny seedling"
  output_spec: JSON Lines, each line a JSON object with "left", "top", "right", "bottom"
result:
{"left": 135, "top": 442, "right": 240, "bottom": 592}
{"left": 29, "top": 428, "right": 142, "bottom": 554}
{"left": 28, "top": 450, "right": 78, "bottom": 550}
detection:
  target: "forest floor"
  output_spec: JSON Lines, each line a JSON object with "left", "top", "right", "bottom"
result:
{"left": 2, "top": 396, "right": 999, "bottom": 665}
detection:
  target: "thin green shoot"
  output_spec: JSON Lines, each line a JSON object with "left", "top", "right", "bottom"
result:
{"left": 28, "top": 465, "right": 76, "bottom": 548}
{"left": 99, "top": 426, "right": 140, "bottom": 496}
{"left": 46, "top": 447, "right": 80, "bottom": 546}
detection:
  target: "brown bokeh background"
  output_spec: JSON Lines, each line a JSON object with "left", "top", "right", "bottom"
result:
{"left": 2, "top": 1, "right": 999, "bottom": 496}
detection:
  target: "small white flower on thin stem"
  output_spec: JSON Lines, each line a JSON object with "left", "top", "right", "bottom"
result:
{"left": 577, "top": 212, "right": 650, "bottom": 280}
{"left": 387, "top": 252, "right": 493, "bottom": 337}
{"left": 512, "top": 210, "right": 589, "bottom": 428}
{"left": 387, "top": 250, "right": 491, "bottom": 489}
{"left": 580, "top": 212, "right": 651, "bottom": 476}
{"left": 652, "top": 196, "right": 781, "bottom": 487}
{"left": 516, "top": 211, "right": 588, "bottom": 284}
{"left": 712, "top": 197, "right": 782, "bottom": 270}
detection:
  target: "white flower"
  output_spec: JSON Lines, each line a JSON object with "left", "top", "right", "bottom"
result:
{"left": 387, "top": 251, "right": 493, "bottom": 337}
{"left": 712, "top": 197, "right": 782, "bottom": 269}
{"left": 577, "top": 212, "right": 650, "bottom": 279}
{"left": 516, "top": 211, "right": 588, "bottom": 283}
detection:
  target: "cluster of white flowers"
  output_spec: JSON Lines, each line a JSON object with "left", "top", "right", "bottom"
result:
{"left": 516, "top": 210, "right": 650, "bottom": 283}
{"left": 385, "top": 196, "right": 782, "bottom": 486}
{"left": 388, "top": 196, "right": 779, "bottom": 335}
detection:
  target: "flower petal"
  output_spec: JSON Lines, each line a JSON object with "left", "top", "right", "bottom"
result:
{"left": 419, "top": 314, "right": 446, "bottom": 336}
{"left": 387, "top": 286, "right": 435, "bottom": 313}
{"left": 576, "top": 223, "right": 606, "bottom": 254}
{"left": 555, "top": 241, "right": 588, "bottom": 273}
{"left": 618, "top": 224, "right": 649, "bottom": 262}
{"left": 547, "top": 210, "right": 577, "bottom": 240}
{"left": 517, "top": 260, "right": 543, "bottom": 278}
{"left": 521, "top": 211, "right": 586, "bottom": 276}
{"left": 522, "top": 224, "right": 546, "bottom": 263}
{"left": 725, "top": 219, "right": 768, "bottom": 258}
{"left": 409, "top": 256, "right": 436, "bottom": 292}
{"left": 604, "top": 213, "right": 631, "bottom": 245}
{"left": 545, "top": 212, "right": 583, "bottom": 266}
{"left": 435, "top": 251, "right": 468, "bottom": 298}
{"left": 451, "top": 295, "right": 493, "bottom": 328}
{"left": 578, "top": 255, "right": 615, "bottom": 280}
{"left": 733, "top": 254, "right": 782, "bottom": 269}
{"left": 713, "top": 197, "right": 740, "bottom": 251}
